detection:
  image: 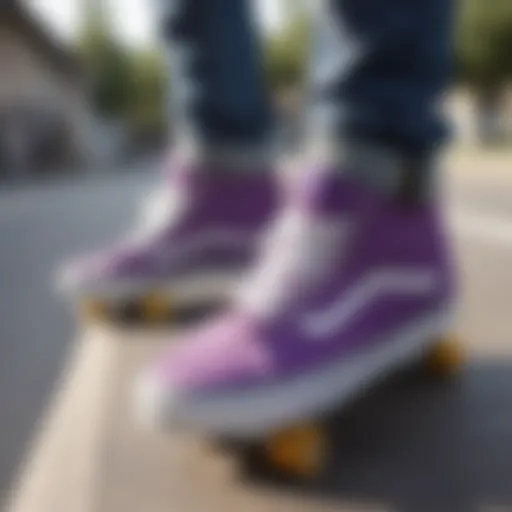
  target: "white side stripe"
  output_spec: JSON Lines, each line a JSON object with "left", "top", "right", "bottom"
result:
{"left": 154, "top": 229, "right": 256, "bottom": 268}
{"left": 303, "top": 268, "right": 441, "bottom": 339}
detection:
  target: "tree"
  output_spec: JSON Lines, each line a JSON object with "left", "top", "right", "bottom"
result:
{"left": 126, "top": 49, "right": 167, "bottom": 135}
{"left": 265, "top": 5, "right": 311, "bottom": 91}
{"left": 456, "top": 0, "right": 512, "bottom": 88}
{"left": 78, "top": 0, "right": 132, "bottom": 120}
{"left": 455, "top": 0, "right": 512, "bottom": 142}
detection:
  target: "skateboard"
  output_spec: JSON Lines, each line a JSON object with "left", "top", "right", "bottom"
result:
{"left": 209, "top": 335, "right": 464, "bottom": 482}
{"left": 80, "top": 292, "right": 177, "bottom": 325}
{"left": 79, "top": 292, "right": 226, "bottom": 326}
{"left": 77, "top": 273, "right": 237, "bottom": 325}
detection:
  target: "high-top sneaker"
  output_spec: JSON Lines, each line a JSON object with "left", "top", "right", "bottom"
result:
{"left": 136, "top": 165, "right": 456, "bottom": 436}
{"left": 58, "top": 156, "right": 278, "bottom": 318}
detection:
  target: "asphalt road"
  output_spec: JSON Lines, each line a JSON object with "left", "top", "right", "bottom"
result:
{"left": 0, "top": 166, "right": 159, "bottom": 499}
{"left": 1, "top": 149, "right": 512, "bottom": 505}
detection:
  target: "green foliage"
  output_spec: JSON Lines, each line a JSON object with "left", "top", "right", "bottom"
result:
{"left": 78, "top": 2, "right": 132, "bottom": 119}
{"left": 265, "top": 11, "right": 311, "bottom": 91}
{"left": 455, "top": 0, "right": 512, "bottom": 91}
{"left": 126, "top": 50, "right": 167, "bottom": 133}
{"left": 78, "top": 0, "right": 166, "bottom": 134}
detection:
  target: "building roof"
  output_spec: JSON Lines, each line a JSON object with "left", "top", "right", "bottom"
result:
{"left": 0, "top": 0, "right": 83, "bottom": 80}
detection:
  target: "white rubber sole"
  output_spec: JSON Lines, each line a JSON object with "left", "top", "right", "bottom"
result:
{"left": 57, "top": 269, "right": 244, "bottom": 309}
{"left": 136, "top": 309, "right": 450, "bottom": 439}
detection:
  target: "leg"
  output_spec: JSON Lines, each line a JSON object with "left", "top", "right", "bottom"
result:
{"left": 136, "top": 0, "right": 461, "bottom": 478}
{"left": 58, "top": 0, "right": 277, "bottom": 323}
{"left": 308, "top": 0, "right": 453, "bottom": 159}
{"left": 161, "top": 0, "right": 273, "bottom": 157}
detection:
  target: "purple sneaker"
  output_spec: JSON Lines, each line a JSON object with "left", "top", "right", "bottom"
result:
{"left": 58, "top": 156, "right": 278, "bottom": 311}
{"left": 136, "top": 167, "right": 456, "bottom": 437}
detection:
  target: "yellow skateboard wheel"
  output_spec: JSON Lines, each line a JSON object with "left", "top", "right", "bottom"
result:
{"left": 264, "top": 424, "right": 327, "bottom": 478}
{"left": 425, "top": 335, "right": 464, "bottom": 377}
{"left": 139, "top": 293, "right": 170, "bottom": 323}
{"left": 80, "top": 299, "right": 108, "bottom": 322}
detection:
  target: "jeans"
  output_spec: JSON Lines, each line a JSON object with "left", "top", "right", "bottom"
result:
{"left": 160, "top": 0, "right": 453, "bottom": 156}
{"left": 161, "top": 0, "right": 272, "bottom": 150}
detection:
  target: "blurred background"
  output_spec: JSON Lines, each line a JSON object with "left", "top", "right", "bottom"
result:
{"left": 1, "top": 1, "right": 512, "bottom": 510}
{"left": 0, "top": 0, "right": 511, "bottom": 177}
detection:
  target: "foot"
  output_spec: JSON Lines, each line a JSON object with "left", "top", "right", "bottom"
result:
{"left": 136, "top": 167, "right": 455, "bottom": 437}
{"left": 58, "top": 156, "right": 277, "bottom": 306}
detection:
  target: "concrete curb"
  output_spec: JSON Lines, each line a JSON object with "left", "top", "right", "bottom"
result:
{"left": 7, "top": 328, "right": 120, "bottom": 512}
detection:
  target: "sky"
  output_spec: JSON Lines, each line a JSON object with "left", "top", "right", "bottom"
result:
{"left": 26, "top": 0, "right": 285, "bottom": 47}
